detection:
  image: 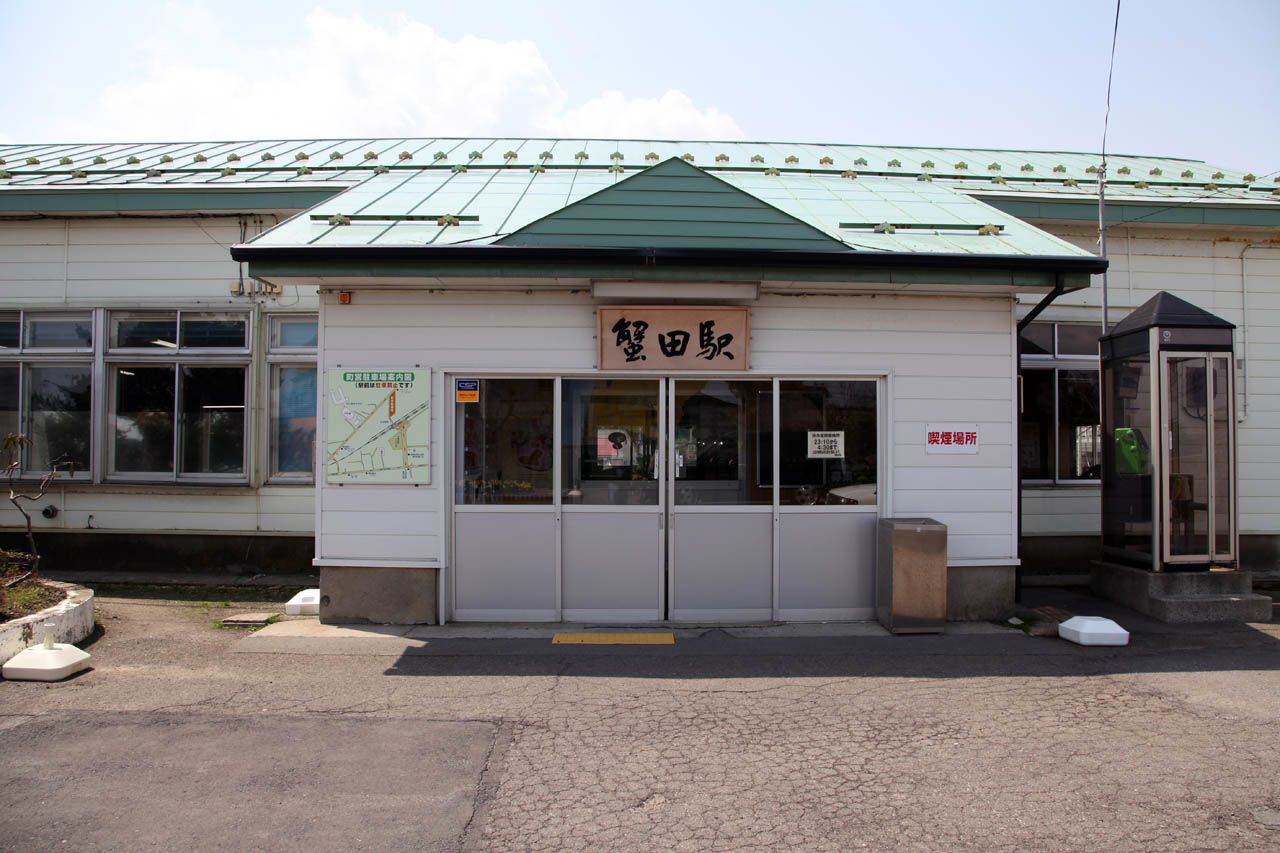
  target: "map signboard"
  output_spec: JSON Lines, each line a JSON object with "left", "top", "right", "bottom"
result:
{"left": 326, "top": 369, "right": 431, "bottom": 484}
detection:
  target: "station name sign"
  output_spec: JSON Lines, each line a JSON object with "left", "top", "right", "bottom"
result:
{"left": 598, "top": 305, "right": 749, "bottom": 371}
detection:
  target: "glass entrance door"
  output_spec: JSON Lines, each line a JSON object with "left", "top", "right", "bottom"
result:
{"left": 559, "top": 379, "right": 664, "bottom": 620}
{"left": 668, "top": 379, "right": 774, "bottom": 621}
{"left": 1162, "top": 353, "right": 1234, "bottom": 564}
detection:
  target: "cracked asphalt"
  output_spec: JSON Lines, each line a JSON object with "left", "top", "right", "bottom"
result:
{"left": 2, "top": 589, "right": 1279, "bottom": 852}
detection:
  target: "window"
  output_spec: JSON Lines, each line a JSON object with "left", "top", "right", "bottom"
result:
{"left": 0, "top": 311, "right": 94, "bottom": 475}
{"left": 762, "top": 380, "right": 878, "bottom": 505}
{"left": 1020, "top": 322, "right": 1101, "bottom": 482}
{"left": 107, "top": 310, "right": 250, "bottom": 481}
{"left": 267, "top": 315, "right": 317, "bottom": 482}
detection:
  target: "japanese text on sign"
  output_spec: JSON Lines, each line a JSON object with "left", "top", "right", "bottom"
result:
{"left": 328, "top": 368, "right": 431, "bottom": 484}
{"left": 925, "top": 423, "right": 980, "bottom": 454}
{"left": 598, "top": 306, "right": 749, "bottom": 371}
{"left": 807, "top": 431, "right": 844, "bottom": 459}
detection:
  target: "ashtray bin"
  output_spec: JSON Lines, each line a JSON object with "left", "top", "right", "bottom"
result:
{"left": 876, "top": 517, "right": 947, "bottom": 634}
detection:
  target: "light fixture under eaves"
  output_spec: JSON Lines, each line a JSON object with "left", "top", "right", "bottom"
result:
{"left": 151, "top": 339, "right": 177, "bottom": 348}
{"left": 202, "top": 405, "right": 245, "bottom": 410}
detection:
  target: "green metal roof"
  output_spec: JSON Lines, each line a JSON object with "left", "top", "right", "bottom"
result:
{"left": 2, "top": 138, "right": 1274, "bottom": 197}
{"left": 243, "top": 156, "right": 1092, "bottom": 259}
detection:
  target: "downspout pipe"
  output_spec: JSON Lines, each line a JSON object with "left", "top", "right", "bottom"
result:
{"left": 1015, "top": 273, "right": 1068, "bottom": 599}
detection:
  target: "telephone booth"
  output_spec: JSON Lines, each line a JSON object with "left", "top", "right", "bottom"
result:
{"left": 1100, "top": 292, "right": 1237, "bottom": 571}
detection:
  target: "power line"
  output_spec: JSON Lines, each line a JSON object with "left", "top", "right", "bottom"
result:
{"left": 1099, "top": 0, "right": 1122, "bottom": 334}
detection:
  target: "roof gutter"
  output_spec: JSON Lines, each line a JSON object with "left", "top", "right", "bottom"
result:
{"left": 230, "top": 243, "right": 1109, "bottom": 276}
{"left": 1017, "top": 272, "right": 1068, "bottom": 331}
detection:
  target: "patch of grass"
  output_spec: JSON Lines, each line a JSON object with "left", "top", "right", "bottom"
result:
{"left": 0, "top": 580, "right": 66, "bottom": 621}
{"left": 88, "top": 582, "right": 301, "bottom": 604}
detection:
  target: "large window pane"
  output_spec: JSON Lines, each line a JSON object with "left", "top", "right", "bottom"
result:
{"left": 1213, "top": 357, "right": 1232, "bottom": 556}
{"left": 1167, "top": 357, "right": 1210, "bottom": 556}
{"left": 0, "top": 365, "right": 18, "bottom": 441}
{"left": 1019, "top": 370, "right": 1053, "bottom": 478}
{"left": 561, "top": 379, "right": 659, "bottom": 506}
{"left": 114, "top": 366, "right": 175, "bottom": 473}
{"left": 179, "top": 367, "right": 245, "bottom": 474}
{"left": 767, "top": 380, "right": 878, "bottom": 506}
{"left": 1102, "top": 354, "right": 1153, "bottom": 555}
{"left": 272, "top": 365, "right": 317, "bottom": 477}
{"left": 27, "top": 365, "right": 91, "bottom": 472}
{"left": 673, "top": 380, "right": 769, "bottom": 506}
{"left": 25, "top": 314, "right": 91, "bottom": 349}
{"left": 455, "top": 379, "right": 554, "bottom": 505}
{"left": 112, "top": 312, "right": 177, "bottom": 349}
{"left": 1018, "top": 323, "right": 1052, "bottom": 356}
{"left": 0, "top": 313, "right": 20, "bottom": 349}
{"left": 1056, "top": 324, "right": 1102, "bottom": 357}
{"left": 271, "top": 316, "right": 318, "bottom": 349}
{"left": 1058, "top": 369, "right": 1101, "bottom": 479}
{"left": 180, "top": 314, "right": 247, "bottom": 348}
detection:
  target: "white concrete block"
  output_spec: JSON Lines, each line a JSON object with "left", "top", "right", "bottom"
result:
{"left": 285, "top": 588, "right": 321, "bottom": 616}
{"left": 2, "top": 643, "right": 91, "bottom": 681}
{"left": 1058, "top": 615, "right": 1129, "bottom": 646}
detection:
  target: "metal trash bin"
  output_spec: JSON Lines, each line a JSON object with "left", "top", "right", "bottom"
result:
{"left": 876, "top": 517, "right": 947, "bottom": 634}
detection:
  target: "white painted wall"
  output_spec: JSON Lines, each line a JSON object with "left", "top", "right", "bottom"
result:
{"left": 0, "top": 215, "right": 319, "bottom": 537}
{"left": 1020, "top": 223, "right": 1280, "bottom": 539}
{"left": 317, "top": 289, "right": 1021, "bottom": 567}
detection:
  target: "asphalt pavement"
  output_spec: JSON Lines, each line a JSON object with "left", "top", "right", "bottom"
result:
{"left": 2, "top": 585, "right": 1278, "bottom": 852}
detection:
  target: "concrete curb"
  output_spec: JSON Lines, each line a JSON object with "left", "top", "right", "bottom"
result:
{"left": 1, "top": 581, "right": 95, "bottom": 666}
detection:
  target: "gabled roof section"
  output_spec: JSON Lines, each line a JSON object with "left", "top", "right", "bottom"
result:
{"left": 497, "top": 157, "right": 846, "bottom": 250}
{"left": 1103, "top": 291, "right": 1236, "bottom": 339}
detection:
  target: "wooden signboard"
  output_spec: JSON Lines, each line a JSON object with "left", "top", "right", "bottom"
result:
{"left": 598, "top": 305, "right": 749, "bottom": 371}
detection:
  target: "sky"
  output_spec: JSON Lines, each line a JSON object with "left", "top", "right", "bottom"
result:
{"left": 1, "top": 0, "right": 1277, "bottom": 173}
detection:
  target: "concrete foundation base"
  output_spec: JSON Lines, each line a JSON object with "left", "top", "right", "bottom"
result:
{"left": 947, "top": 564, "right": 1015, "bottom": 621}
{"left": 1091, "top": 561, "right": 1272, "bottom": 623}
{"left": 319, "top": 566, "right": 438, "bottom": 625}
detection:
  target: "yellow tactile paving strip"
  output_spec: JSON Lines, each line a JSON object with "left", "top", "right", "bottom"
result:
{"left": 552, "top": 633, "right": 675, "bottom": 645}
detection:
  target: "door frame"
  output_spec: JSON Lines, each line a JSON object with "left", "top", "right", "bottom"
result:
{"left": 445, "top": 370, "right": 889, "bottom": 623}
{"left": 1159, "top": 351, "right": 1236, "bottom": 565}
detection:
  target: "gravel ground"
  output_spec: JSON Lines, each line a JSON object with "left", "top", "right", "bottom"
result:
{"left": 2, "top": 590, "right": 1279, "bottom": 852}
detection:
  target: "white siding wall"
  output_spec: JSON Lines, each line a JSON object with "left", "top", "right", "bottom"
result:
{"left": 318, "top": 289, "right": 1020, "bottom": 566}
{"left": 0, "top": 215, "right": 318, "bottom": 537}
{"left": 1020, "top": 223, "right": 1280, "bottom": 538}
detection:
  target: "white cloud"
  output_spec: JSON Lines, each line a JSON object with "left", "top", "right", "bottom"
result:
{"left": 538, "top": 90, "right": 743, "bottom": 140}
{"left": 36, "top": 7, "right": 741, "bottom": 142}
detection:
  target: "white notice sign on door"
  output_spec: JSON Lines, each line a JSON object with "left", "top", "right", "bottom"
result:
{"left": 807, "top": 431, "right": 844, "bottom": 459}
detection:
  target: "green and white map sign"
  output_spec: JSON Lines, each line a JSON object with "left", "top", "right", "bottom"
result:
{"left": 326, "top": 369, "right": 431, "bottom": 484}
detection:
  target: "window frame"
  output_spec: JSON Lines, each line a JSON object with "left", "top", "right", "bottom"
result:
{"left": 105, "top": 309, "right": 253, "bottom": 484}
{"left": 1019, "top": 322, "right": 1102, "bottom": 486}
{"left": 0, "top": 310, "right": 96, "bottom": 479}
{"left": 265, "top": 314, "right": 318, "bottom": 484}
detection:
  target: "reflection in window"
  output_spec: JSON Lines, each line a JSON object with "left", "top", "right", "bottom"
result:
{"left": 673, "top": 380, "right": 769, "bottom": 506}
{"left": 179, "top": 367, "right": 245, "bottom": 474}
{"left": 1021, "top": 369, "right": 1101, "bottom": 481}
{"left": 180, "top": 314, "right": 247, "bottom": 348}
{"left": 0, "top": 365, "right": 18, "bottom": 440}
{"left": 26, "top": 314, "right": 92, "bottom": 349}
{"left": 114, "top": 366, "right": 175, "bottom": 472}
{"left": 27, "top": 365, "right": 91, "bottom": 471}
{"left": 456, "top": 379, "right": 554, "bottom": 505}
{"left": 272, "top": 366, "right": 316, "bottom": 476}
{"left": 113, "top": 313, "right": 178, "bottom": 349}
{"left": 1102, "top": 355, "right": 1153, "bottom": 556}
{"left": 562, "top": 379, "right": 658, "bottom": 505}
{"left": 765, "top": 380, "right": 878, "bottom": 505}
{"left": 1059, "top": 370, "right": 1101, "bottom": 479}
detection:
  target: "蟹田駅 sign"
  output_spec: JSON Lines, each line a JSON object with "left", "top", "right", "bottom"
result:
{"left": 925, "top": 423, "right": 979, "bottom": 454}
{"left": 327, "top": 369, "right": 431, "bottom": 484}
{"left": 598, "top": 306, "right": 749, "bottom": 370}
